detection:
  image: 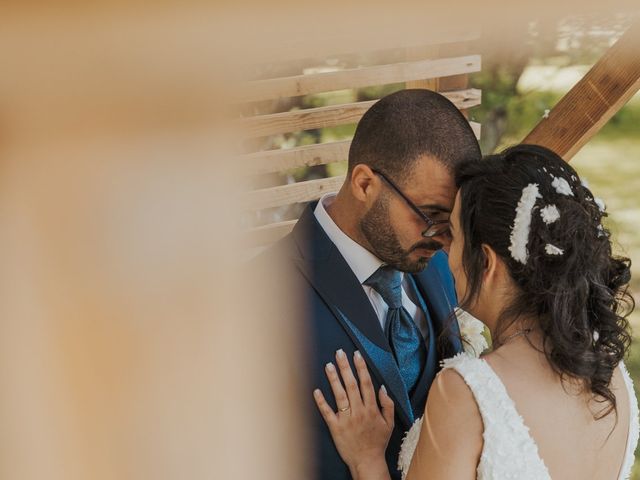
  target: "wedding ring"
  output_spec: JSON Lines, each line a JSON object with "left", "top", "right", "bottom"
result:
{"left": 338, "top": 405, "right": 350, "bottom": 412}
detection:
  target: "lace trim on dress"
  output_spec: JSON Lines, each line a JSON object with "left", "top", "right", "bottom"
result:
{"left": 617, "top": 361, "right": 639, "bottom": 480}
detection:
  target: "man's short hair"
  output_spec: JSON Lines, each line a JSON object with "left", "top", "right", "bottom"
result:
{"left": 348, "top": 89, "right": 481, "bottom": 184}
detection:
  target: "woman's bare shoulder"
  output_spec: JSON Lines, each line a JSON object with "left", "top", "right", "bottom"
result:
{"left": 427, "top": 367, "right": 482, "bottom": 428}
{"left": 407, "top": 366, "right": 483, "bottom": 480}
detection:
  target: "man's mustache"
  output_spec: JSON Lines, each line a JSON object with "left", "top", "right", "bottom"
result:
{"left": 410, "top": 240, "right": 443, "bottom": 253}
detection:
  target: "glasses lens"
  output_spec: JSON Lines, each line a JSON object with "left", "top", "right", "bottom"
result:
{"left": 423, "top": 222, "right": 450, "bottom": 238}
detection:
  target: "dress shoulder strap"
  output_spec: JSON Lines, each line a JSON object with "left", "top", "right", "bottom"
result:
{"left": 440, "top": 353, "right": 495, "bottom": 400}
{"left": 440, "top": 353, "right": 526, "bottom": 429}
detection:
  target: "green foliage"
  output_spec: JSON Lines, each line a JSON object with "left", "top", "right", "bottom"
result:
{"left": 599, "top": 98, "right": 640, "bottom": 139}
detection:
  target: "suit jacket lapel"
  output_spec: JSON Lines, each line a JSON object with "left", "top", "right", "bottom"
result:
{"left": 411, "top": 250, "right": 463, "bottom": 358}
{"left": 291, "top": 204, "right": 414, "bottom": 427}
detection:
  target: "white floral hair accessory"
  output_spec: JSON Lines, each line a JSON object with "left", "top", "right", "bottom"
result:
{"left": 540, "top": 204, "right": 560, "bottom": 224}
{"left": 594, "top": 197, "right": 606, "bottom": 213}
{"left": 597, "top": 224, "right": 606, "bottom": 238}
{"left": 509, "top": 183, "right": 541, "bottom": 264}
{"left": 551, "top": 176, "right": 574, "bottom": 196}
{"left": 545, "top": 244, "right": 564, "bottom": 256}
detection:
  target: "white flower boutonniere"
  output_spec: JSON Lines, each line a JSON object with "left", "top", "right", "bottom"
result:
{"left": 455, "top": 307, "right": 488, "bottom": 358}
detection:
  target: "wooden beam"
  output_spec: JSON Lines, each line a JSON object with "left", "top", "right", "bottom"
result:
{"left": 242, "top": 100, "right": 375, "bottom": 139}
{"left": 243, "top": 121, "right": 481, "bottom": 175}
{"left": 405, "top": 45, "right": 441, "bottom": 91}
{"left": 244, "top": 175, "right": 346, "bottom": 211}
{"left": 237, "top": 55, "right": 480, "bottom": 103}
{"left": 243, "top": 140, "right": 351, "bottom": 175}
{"left": 244, "top": 220, "right": 298, "bottom": 247}
{"left": 437, "top": 42, "right": 475, "bottom": 120}
{"left": 240, "top": 88, "right": 481, "bottom": 138}
{"left": 469, "top": 121, "right": 481, "bottom": 139}
{"left": 250, "top": 25, "right": 480, "bottom": 68}
{"left": 523, "top": 21, "right": 640, "bottom": 161}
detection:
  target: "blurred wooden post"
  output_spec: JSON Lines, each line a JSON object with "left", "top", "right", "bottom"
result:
{"left": 406, "top": 42, "right": 476, "bottom": 120}
{"left": 437, "top": 42, "right": 475, "bottom": 120}
{"left": 523, "top": 21, "right": 640, "bottom": 161}
{"left": 405, "top": 46, "right": 441, "bottom": 91}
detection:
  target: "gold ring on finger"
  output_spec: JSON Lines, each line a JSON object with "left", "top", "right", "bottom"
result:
{"left": 338, "top": 405, "right": 350, "bottom": 412}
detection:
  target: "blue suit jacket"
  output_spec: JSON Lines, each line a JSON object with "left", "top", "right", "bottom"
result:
{"left": 269, "top": 203, "right": 463, "bottom": 479}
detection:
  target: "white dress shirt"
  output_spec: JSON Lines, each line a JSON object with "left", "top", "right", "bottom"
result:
{"left": 314, "top": 193, "right": 428, "bottom": 338}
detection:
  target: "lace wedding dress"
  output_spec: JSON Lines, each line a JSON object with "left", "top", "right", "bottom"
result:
{"left": 398, "top": 353, "right": 640, "bottom": 480}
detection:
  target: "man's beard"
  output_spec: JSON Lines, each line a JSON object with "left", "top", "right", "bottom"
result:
{"left": 360, "top": 193, "right": 442, "bottom": 273}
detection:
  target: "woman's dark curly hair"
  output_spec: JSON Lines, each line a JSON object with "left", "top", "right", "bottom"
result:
{"left": 455, "top": 144, "right": 634, "bottom": 419}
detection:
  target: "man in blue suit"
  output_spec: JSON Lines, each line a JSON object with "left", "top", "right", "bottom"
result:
{"left": 270, "top": 89, "right": 481, "bottom": 479}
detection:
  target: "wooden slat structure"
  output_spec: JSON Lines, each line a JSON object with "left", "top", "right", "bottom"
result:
{"left": 246, "top": 220, "right": 299, "bottom": 248}
{"left": 523, "top": 21, "right": 640, "bottom": 161}
{"left": 241, "top": 40, "right": 483, "bottom": 249}
{"left": 244, "top": 121, "right": 480, "bottom": 177}
{"left": 243, "top": 140, "right": 352, "bottom": 176}
{"left": 245, "top": 176, "right": 347, "bottom": 211}
{"left": 241, "top": 89, "right": 481, "bottom": 138}
{"left": 236, "top": 55, "right": 480, "bottom": 103}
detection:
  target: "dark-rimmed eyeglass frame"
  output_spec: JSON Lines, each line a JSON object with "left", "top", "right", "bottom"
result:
{"left": 371, "top": 169, "right": 450, "bottom": 238}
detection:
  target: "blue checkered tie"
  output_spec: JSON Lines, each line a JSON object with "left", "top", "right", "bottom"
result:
{"left": 364, "top": 266, "right": 426, "bottom": 394}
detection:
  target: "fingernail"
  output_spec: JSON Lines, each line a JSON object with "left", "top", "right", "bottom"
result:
{"left": 354, "top": 350, "right": 362, "bottom": 360}
{"left": 380, "top": 385, "right": 387, "bottom": 395}
{"left": 325, "top": 362, "right": 335, "bottom": 371}
{"left": 336, "top": 349, "right": 345, "bottom": 359}
{"left": 313, "top": 389, "right": 321, "bottom": 397}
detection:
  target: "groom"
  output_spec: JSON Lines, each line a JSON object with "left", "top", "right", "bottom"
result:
{"left": 271, "top": 89, "right": 481, "bottom": 479}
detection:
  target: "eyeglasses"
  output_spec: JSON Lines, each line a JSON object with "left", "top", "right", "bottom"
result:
{"left": 371, "top": 169, "right": 450, "bottom": 238}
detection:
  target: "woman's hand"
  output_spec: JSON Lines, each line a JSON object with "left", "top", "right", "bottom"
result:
{"left": 313, "top": 349, "right": 394, "bottom": 480}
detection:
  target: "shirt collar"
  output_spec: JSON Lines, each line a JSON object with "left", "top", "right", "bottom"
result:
{"left": 314, "top": 193, "right": 388, "bottom": 284}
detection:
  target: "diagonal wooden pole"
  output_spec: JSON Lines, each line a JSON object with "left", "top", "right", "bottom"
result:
{"left": 523, "top": 21, "right": 640, "bottom": 161}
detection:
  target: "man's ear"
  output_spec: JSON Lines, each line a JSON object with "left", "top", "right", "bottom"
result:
{"left": 350, "top": 164, "right": 378, "bottom": 203}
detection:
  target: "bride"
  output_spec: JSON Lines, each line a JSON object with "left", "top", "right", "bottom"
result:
{"left": 312, "top": 144, "right": 639, "bottom": 479}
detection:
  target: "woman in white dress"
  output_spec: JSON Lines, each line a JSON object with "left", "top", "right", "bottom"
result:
{"left": 313, "top": 144, "right": 639, "bottom": 479}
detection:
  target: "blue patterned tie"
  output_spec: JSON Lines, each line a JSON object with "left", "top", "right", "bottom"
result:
{"left": 364, "top": 266, "right": 427, "bottom": 394}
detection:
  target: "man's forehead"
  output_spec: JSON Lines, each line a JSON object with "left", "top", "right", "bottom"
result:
{"left": 404, "top": 155, "right": 456, "bottom": 209}
{"left": 408, "top": 154, "right": 453, "bottom": 179}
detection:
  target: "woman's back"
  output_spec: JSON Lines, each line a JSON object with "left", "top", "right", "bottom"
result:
{"left": 482, "top": 338, "right": 634, "bottom": 479}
